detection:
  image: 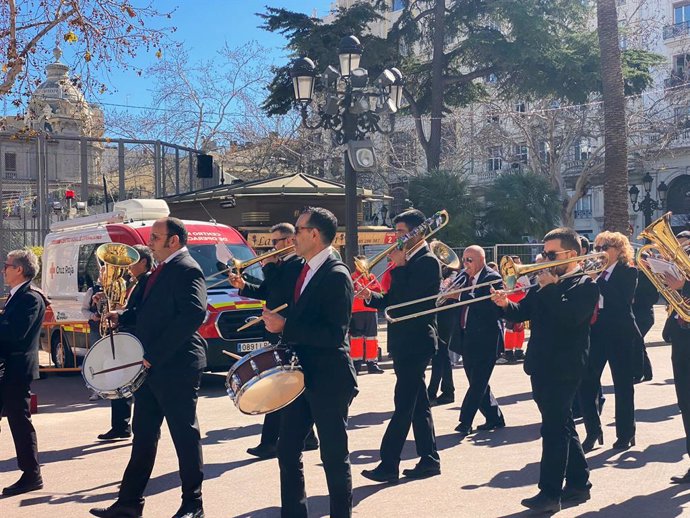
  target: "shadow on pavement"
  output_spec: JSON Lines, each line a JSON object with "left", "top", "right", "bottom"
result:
{"left": 202, "top": 424, "right": 262, "bottom": 445}
{"left": 576, "top": 483, "right": 690, "bottom": 518}
{"left": 348, "top": 411, "right": 393, "bottom": 430}
{"left": 587, "top": 437, "right": 687, "bottom": 471}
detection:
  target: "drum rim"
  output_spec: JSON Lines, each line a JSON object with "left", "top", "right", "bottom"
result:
{"left": 232, "top": 366, "right": 305, "bottom": 416}
{"left": 81, "top": 332, "right": 146, "bottom": 397}
{"left": 226, "top": 345, "right": 281, "bottom": 378}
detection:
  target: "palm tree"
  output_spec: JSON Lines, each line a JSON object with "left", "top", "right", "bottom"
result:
{"left": 598, "top": 0, "right": 629, "bottom": 232}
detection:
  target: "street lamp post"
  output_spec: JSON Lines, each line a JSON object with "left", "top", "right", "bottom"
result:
{"left": 289, "top": 36, "right": 403, "bottom": 268}
{"left": 629, "top": 172, "right": 669, "bottom": 228}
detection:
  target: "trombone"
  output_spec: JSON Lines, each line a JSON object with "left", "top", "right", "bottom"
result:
{"left": 207, "top": 245, "right": 296, "bottom": 289}
{"left": 384, "top": 252, "right": 609, "bottom": 323}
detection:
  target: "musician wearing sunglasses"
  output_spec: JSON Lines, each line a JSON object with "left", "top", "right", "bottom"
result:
{"left": 359, "top": 209, "right": 442, "bottom": 483}
{"left": 577, "top": 231, "right": 640, "bottom": 454}
{"left": 228, "top": 222, "right": 318, "bottom": 460}
{"left": 491, "top": 228, "right": 598, "bottom": 513}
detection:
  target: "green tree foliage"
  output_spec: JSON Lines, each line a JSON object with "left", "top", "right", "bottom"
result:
{"left": 481, "top": 172, "right": 561, "bottom": 243}
{"left": 407, "top": 170, "right": 477, "bottom": 246}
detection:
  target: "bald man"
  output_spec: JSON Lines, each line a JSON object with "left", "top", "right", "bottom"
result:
{"left": 451, "top": 245, "right": 505, "bottom": 439}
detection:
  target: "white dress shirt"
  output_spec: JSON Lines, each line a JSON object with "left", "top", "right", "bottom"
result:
{"left": 299, "top": 246, "right": 333, "bottom": 296}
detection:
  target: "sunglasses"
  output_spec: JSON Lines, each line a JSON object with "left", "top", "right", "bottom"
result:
{"left": 541, "top": 250, "right": 568, "bottom": 261}
{"left": 461, "top": 257, "right": 473, "bottom": 263}
{"left": 594, "top": 244, "right": 612, "bottom": 252}
{"left": 295, "top": 226, "right": 316, "bottom": 233}
{"left": 271, "top": 237, "right": 288, "bottom": 246}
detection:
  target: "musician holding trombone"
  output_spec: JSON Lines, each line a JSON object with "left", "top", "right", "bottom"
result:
{"left": 491, "top": 228, "right": 599, "bottom": 514}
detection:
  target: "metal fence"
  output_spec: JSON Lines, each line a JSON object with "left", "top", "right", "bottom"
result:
{"left": 451, "top": 243, "right": 544, "bottom": 268}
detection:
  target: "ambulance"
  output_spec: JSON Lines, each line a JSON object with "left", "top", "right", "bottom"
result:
{"left": 40, "top": 198, "right": 268, "bottom": 371}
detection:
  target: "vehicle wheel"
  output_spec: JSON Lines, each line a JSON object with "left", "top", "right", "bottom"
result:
{"left": 50, "top": 332, "right": 76, "bottom": 368}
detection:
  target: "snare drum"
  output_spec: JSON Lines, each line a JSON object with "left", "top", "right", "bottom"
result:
{"left": 226, "top": 346, "right": 305, "bottom": 415}
{"left": 82, "top": 333, "right": 146, "bottom": 399}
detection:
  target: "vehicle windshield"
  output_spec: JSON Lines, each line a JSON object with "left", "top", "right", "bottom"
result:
{"left": 187, "top": 243, "right": 264, "bottom": 289}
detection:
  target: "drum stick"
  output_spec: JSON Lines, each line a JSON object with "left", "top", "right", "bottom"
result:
{"left": 237, "top": 303, "right": 288, "bottom": 332}
{"left": 222, "top": 350, "right": 243, "bottom": 361}
{"left": 90, "top": 361, "right": 143, "bottom": 377}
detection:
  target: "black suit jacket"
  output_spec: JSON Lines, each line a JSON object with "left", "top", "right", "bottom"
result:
{"left": 0, "top": 281, "right": 48, "bottom": 382}
{"left": 456, "top": 266, "right": 504, "bottom": 360}
{"left": 504, "top": 274, "right": 599, "bottom": 381}
{"left": 367, "top": 244, "right": 441, "bottom": 358}
{"left": 663, "top": 281, "right": 690, "bottom": 342}
{"left": 120, "top": 250, "right": 207, "bottom": 372}
{"left": 593, "top": 262, "right": 641, "bottom": 343}
{"left": 282, "top": 255, "right": 357, "bottom": 396}
{"left": 118, "top": 272, "right": 150, "bottom": 335}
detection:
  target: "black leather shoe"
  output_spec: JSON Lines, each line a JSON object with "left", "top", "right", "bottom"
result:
{"left": 582, "top": 429, "right": 604, "bottom": 453}
{"left": 521, "top": 491, "right": 561, "bottom": 513}
{"left": 171, "top": 504, "right": 204, "bottom": 518}
{"left": 671, "top": 469, "right": 690, "bottom": 484}
{"left": 435, "top": 393, "right": 455, "bottom": 405}
{"left": 454, "top": 423, "right": 473, "bottom": 439}
{"left": 89, "top": 502, "right": 143, "bottom": 518}
{"left": 98, "top": 428, "right": 132, "bottom": 440}
{"left": 367, "top": 364, "right": 385, "bottom": 374}
{"left": 402, "top": 462, "right": 441, "bottom": 479}
{"left": 561, "top": 485, "right": 591, "bottom": 504}
{"left": 247, "top": 444, "right": 277, "bottom": 459}
{"left": 476, "top": 419, "right": 505, "bottom": 431}
{"left": 612, "top": 436, "right": 635, "bottom": 450}
{"left": 2, "top": 472, "right": 43, "bottom": 496}
{"left": 361, "top": 464, "right": 399, "bottom": 483}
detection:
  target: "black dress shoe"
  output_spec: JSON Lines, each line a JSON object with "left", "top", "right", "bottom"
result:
{"left": 476, "top": 419, "right": 505, "bottom": 431}
{"left": 171, "top": 504, "right": 204, "bottom": 518}
{"left": 98, "top": 428, "right": 132, "bottom": 440}
{"left": 435, "top": 393, "right": 455, "bottom": 405}
{"left": 612, "top": 436, "right": 635, "bottom": 450}
{"left": 367, "top": 364, "right": 385, "bottom": 374}
{"left": 582, "top": 429, "right": 604, "bottom": 453}
{"left": 246, "top": 444, "right": 277, "bottom": 459}
{"left": 361, "top": 464, "right": 399, "bottom": 483}
{"left": 561, "top": 484, "right": 591, "bottom": 504}
{"left": 402, "top": 461, "right": 441, "bottom": 479}
{"left": 89, "top": 503, "right": 143, "bottom": 518}
{"left": 2, "top": 472, "right": 43, "bottom": 496}
{"left": 671, "top": 469, "right": 690, "bottom": 484}
{"left": 521, "top": 491, "right": 561, "bottom": 513}
{"left": 454, "top": 423, "right": 473, "bottom": 439}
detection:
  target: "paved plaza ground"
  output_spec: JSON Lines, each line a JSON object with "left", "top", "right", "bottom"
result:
{"left": 2, "top": 305, "right": 690, "bottom": 517}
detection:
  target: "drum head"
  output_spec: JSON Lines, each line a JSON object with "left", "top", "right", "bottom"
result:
{"left": 82, "top": 333, "right": 145, "bottom": 392}
{"left": 237, "top": 370, "right": 305, "bottom": 415}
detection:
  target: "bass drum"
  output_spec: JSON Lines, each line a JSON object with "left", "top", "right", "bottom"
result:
{"left": 82, "top": 333, "right": 146, "bottom": 399}
{"left": 226, "top": 346, "right": 304, "bottom": 415}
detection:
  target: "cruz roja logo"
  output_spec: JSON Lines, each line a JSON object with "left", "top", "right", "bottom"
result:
{"left": 50, "top": 264, "right": 75, "bottom": 278}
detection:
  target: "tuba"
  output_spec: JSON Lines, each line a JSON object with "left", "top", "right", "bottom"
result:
{"left": 96, "top": 243, "right": 140, "bottom": 335}
{"left": 637, "top": 212, "right": 690, "bottom": 322}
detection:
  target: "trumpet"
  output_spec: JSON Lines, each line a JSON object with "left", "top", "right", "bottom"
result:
{"left": 207, "top": 245, "right": 296, "bottom": 289}
{"left": 384, "top": 252, "right": 609, "bottom": 323}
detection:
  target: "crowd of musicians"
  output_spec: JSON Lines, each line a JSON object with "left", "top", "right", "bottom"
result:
{"left": 2, "top": 206, "right": 690, "bottom": 518}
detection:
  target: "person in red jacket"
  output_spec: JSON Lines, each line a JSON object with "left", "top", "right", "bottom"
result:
{"left": 351, "top": 261, "right": 384, "bottom": 374}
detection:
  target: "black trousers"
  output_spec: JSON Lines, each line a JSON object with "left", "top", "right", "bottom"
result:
{"left": 278, "top": 385, "right": 356, "bottom": 518}
{"left": 428, "top": 308, "right": 458, "bottom": 398}
{"left": 111, "top": 397, "right": 133, "bottom": 432}
{"left": 578, "top": 334, "right": 636, "bottom": 441}
{"left": 258, "top": 409, "right": 317, "bottom": 448}
{"left": 118, "top": 369, "right": 203, "bottom": 507}
{"left": 459, "top": 354, "right": 503, "bottom": 427}
{"left": 633, "top": 308, "right": 654, "bottom": 380}
{"left": 0, "top": 380, "right": 40, "bottom": 475}
{"left": 532, "top": 375, "right": 589, "bottom": 498}
{"left": 380, "top": 354, "right": 439, "bottom": 470}
{"left": 670, "top": 325, "right": 690, "bottom": 457}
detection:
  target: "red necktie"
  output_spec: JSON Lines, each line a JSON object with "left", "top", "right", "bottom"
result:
{"left": 460, "top": 276, "right": 474, "bottom": 328}
{"left": 293, "top": 263, "right": 311, "bottom": 302}
{"left": 143, "top": 262, "right": 166, "bottom": 299}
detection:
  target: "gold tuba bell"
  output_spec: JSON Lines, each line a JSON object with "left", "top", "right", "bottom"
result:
{"left": 637, "top": 212, "right": 690, "bottom": 322}
{"left": 96, "top": 243, "right": 140, "bottom": 335}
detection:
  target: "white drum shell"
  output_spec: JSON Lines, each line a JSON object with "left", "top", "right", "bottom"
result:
{"left": 82, "top": 333, "right": 147, "bottom": 399}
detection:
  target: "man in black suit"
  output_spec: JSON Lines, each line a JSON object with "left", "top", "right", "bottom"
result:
{"left": 359, "top": 209, "right": 442, "bottom": 483}
{"left": 228, "top": 222, "right": 318, "bottom": 460}
{"left": 91, "top": 218, "right": 208, "bottom": 518}
{"left": 96, "top": 244, "right": 153, "bottom": 441}
{"left": 0, "top": 249, "right": 47, "bottom": 496}
{"left": 492, "top": 227, "right": 599, "bottom": 513}
{"left": 263, "top": 207, "right": 357, "bottom": 518}
{"left": 452, "top": 245, "right": 505, "bottom": 439}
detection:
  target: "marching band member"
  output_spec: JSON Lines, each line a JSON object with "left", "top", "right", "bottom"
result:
{"left": 0, "top": 249, "right": 48, "bottom": 496}
{"left": 359, "top": 209, "right": 442, "bottom": 483}
{"left": 350, "top": 260, "right": 384, "bottom": 375}
{"left": 262, "top": 207, "right": 357, "bottom": 518}
{"left": 492, "top": 228, "right": 598, "bottom": 513}
{"left": 228, "top": 223, "right": 318, "bottom": 460}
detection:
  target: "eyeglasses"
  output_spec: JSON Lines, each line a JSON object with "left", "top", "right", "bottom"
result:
{"left": 462, "top": 257, "right": 473, "bottom": 263}
{"left": 149, "top": 233, "right": 171, "bottom": 242}
{"left": 541, "top": 250, "right": 568, "bottom": 261}
{"left": 272, "top": 237, "right": 288, "bottom": 246}
{"left": 295, "top": 226, "right": 315, "bottom": 233}
{"left": 594, "top": 244, "right": 612, "bottom": 252}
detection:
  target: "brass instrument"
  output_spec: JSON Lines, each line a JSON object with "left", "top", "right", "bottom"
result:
{"left": 96, "top": 243, "right": 140, "bottom": 336}
{"left": 207, "top": 245, "right": 296, "bottom": 289}
{"left": 637, "top": 212, "right": 690, "bottom": 322}
{"left": 429, "top": 240, "right": 463, "bottom": 306}
{"left": 354, "top": 210, "right": 449, "bottom": 277}
{"left": 384, "top": 252, "right": 609, "bottom": 323}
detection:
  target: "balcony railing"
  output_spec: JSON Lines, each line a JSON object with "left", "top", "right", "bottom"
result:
{"left": 664, "top": 74, "right": 690, "bottom": 89}
{"left": 664, "top": 21, "right": 690, "bottom": 40}
{"left": 574, "top": 209, "right": 593, "bottom": 219}
{"left": 4, "top": 172, "right": 17, "bottom": 180}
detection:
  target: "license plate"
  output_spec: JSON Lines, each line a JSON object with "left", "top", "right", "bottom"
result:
{"left": 237, "top": 341, "right": 269, "bottom": 353}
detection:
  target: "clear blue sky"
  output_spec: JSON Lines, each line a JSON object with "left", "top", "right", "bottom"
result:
{"left": 92, "top": 1, "right": 333, "bottom": 112}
